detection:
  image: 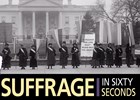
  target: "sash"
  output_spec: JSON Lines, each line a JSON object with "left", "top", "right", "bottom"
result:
{"left": 93, "top": 48, "right": 97, "bottom": 53}
{"left": 74, "top": 48, "right": 78, "bottom": 53}
{"left": 118, "top": 48, "right": 122, "bottom": 53}
{"left": 20, "top": 48, "right": 25, "bottom": 55}
{"left": 99, "top": 47, "right": 104, "bottom": 52}
{"left": 4, "top": 49, "right": 8, "bottom": 54}
{"left": 61, "top": 47, "right": 66, "bottom": 52}
{"left": 107, "top": 47, "right": 112, "bottom": 51}
{"left": 48, "top": 47, "right": 53, "bottom": 52}
{"left": 31, "top": 49, "right": 36, "bottom": 53}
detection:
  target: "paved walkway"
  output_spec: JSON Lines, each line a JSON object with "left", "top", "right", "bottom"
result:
{"left": 0, "top": 64, "right": 140, "bottom": 74}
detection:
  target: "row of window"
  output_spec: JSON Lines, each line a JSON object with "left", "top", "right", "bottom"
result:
{"left": 0, "top": 16, "right": 16, "bottom": 23}
{"left": 64, "top": 16, "right": 82, "bottom": 25}
{"left": 1, "top": 15, "right": 82, "bottom": 25}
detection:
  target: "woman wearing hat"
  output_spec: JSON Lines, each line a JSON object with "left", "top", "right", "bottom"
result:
{"left": 0, "top": 53, "right": 3, "bottom": 71}
{"left": 91, "top": 43, "right": 100, "bottom": 68}
{"left": 29, "top": 45, "right": 37, "bottom": 69}
{"left": 125, "top": 43, "right": 134, "bottom": 68}
{"left": 47, "top": 43, "right": 56, "bottom": 69}
{"left": 106, "top": 43, "right": 114, "bottom": 68}
{"left": 17, "top": 44, "right": 28, "bottom": 70}
{"left": 59, "top": 41, "right": 69, "bottom": 69}
{"left": 2, "top": 43, "right": 12, "bottom": 70}
{"left": 98, "top": 44, "right": 105, "bottom": 68}
{"left": 71, "top": 43, "right": 80, "bottom": 68}
{"left": 115, "top": 45, "right": 123, "bottom": 68}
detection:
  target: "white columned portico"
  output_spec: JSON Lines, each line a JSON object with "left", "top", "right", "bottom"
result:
{"left": 32, "top": 12, "right": 36, "bottom": 39}
{"left": 46, "top": 12, "right": 49, "bottom": 37}
{"left": 59, "top": 12, "right": 63, "bottom": 29}
{"left": 18, "top": 12, "right": 23, "bottom": 40}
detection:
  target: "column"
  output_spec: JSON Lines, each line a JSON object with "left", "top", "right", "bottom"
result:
{"left": 59, "top": 12, "right": 63, "bottom": 29}
{"left": 18, "top": 12, "right": 23, "bottom": 40}
{"left": 46, "top": 12, "right": 49, "bottom": 37}
{"left": 32, "top": 12, "right": 36, "bottom": 39}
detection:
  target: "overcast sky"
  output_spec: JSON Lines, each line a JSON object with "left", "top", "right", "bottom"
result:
{"left": 0, "top": 0, "right": 112, "bottom": 11}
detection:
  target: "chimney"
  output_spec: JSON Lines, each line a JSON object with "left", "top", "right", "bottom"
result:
{"left": 9, "top": 0, "right": 12, "bottom": 5}
{"left": 68, "top": 0, "right": 72, "bottom": 5}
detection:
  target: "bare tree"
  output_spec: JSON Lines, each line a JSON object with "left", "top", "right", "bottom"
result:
{"left": 92, "top": 0, "right": 140, "bottom": 24}
{"left": 111, "top": 0, "right": 140, "bottom": 24}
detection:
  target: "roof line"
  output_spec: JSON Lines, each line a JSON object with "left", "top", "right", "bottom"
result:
{"left": 19, "top": 0, "right": 62, "bottom": 6}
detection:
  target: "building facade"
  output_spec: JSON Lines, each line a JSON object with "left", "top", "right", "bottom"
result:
{"left": 0, "top": 0, "right": 93, "bottom": 44}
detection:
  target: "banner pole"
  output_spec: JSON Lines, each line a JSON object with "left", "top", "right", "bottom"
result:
{"left": 85, "top": 57, "right": 87, "bottom": 68}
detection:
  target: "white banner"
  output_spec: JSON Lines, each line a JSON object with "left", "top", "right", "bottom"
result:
{"left": 80, "top": 42, "right": 94, "bottom": 57}
{"left": 0, "top": 56, "right": 2, "bottom": 70}
{"left": 135, "top": 49, "right": 140, "bottom": 55}
{"left": 84, "top": 33, "right": 95, "bottom": 43}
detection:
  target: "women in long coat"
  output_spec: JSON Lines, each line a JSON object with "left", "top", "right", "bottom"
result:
{"left": 29, "top": 45, "right": 37, "bottom": 69}
{"left": 0, "top": 53, "right": 2, "bottom": 70}
{"left": 136, "top": 55, "right": 140, "bottom": 67}
{"left": 2, "top": 44, "right": 12, "bottom": 70}
{"left": 98, "top": 44, "right": 105, "bottom": 68}
{"left": 47, "top": 43, "right": 56, "bottom": 69}
{"left": 17, "top": 44, "right": 28, "bottom": 70}
{"left": 125, "top": 44, "right": 134, "bottom": 68}
{"left": 115, "top": 45, "right": 123, "bottom": 68}
{"left": 71, "top": 43, "right": 80, "bottom": 68}
{"left": 59, "top": 41, "right": 69, "bottom": 69}
{"left": 106, "top": 44, "right": 114, "bottom": 68}
{"left": 91, "top": 43, "right": 99, "bottom": 68}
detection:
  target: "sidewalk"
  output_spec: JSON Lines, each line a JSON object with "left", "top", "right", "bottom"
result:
{"left": 1, "top": 64, "right": 140, "bottom": 74}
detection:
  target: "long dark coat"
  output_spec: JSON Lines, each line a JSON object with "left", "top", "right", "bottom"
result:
{"left": 47, "top": 47, "right": 56, "bottom": 66}
{"left": 115, "top": 48, "right": 123, "bottom": 66}
{"left": 59, "top": 46, "right": 69, "bottom": 66}
{"left": 106, "top": 47, "right": 114, "bottom": 66}
{"left": 125, "top": 47, "right": 134, "bottom": 65}
{"left": 91, "top": 48, "right": 100, "bottom": 67}
{"left": 71, "top": 47, "right": 80, "bottom": 66}
{"left": 2, "top": 47, "right": 12, "bottom": 68}
{"left": 98, "top": 47, "right": 105, "bottom": 65}
{"left": 29, "top": 49, "right": 37, "bottom": 68}
{"left": 136, "top": 55, "right": 140, "bottom": 66}
{"left": 17, "top": 48, "right": 28, "bottom": 67}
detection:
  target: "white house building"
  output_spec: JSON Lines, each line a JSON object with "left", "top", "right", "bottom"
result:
{"left": 0, "top": 0, "right": 94, "bottom": 44}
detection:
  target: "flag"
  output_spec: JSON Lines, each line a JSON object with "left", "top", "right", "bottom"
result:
{"left": 13, "top": 37, "right": 17, "bottom": 54}
{"left": 58, "top": 29, "right": 63, "bottom": 45}
{"left": 117, "top": 23, "right": 122, "bottom": 45}
{"left": 99, "top": 20, "right": 104, "bottom": 43}
{"left": 103, "top": 21, "right": 108, "bottom": 43}
{"left": 45, "top": 37, "right": 48, "bottom": 55}
{"left": 95, "top": 20, "right": 108, "bottom": 44}
{"left": 128, "top": 22, "right": 135, "bottom": 46}
{"left": 81, "top": 20, "right": 86, "bottom": 34}
{"left": 111, "top": 23, "right": 118, "bottom": 45}
{"left": 33, "top": 39, "right": 41, "bottom": 51}
{"left": 121, "top": 23, "right": 129, "bottom": 46}
{"left": 75, "top": 21, "right": 82, "bottom": 43}
{"left": 95, "top": 22, "right": 100, "bottom": 43}
{"left": 0, "top": 23, "right": 12, "bottom": 43}
{"left": 107, "top": 21, "right": 112, "bottom": 43}
{"left": 51, "top": 29, "right": 63, "bottom": 48}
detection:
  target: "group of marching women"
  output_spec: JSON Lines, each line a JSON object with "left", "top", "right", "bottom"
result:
{"left": 0, "top": 42, "right": 140, "bottom": 70}
{"left": 91, "top": 43, "right": 140, "bottom": 68}
{"left": 0, "top": 41, "right": 80, "bottom": 70}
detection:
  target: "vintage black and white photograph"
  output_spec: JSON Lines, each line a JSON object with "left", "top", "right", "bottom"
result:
{"left": 0, "top": 0, "right": 140, "bottom": 74}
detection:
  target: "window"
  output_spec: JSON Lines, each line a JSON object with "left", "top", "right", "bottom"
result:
{"left": 11, "top": 16, "right": 16, "bottom": 24}
{"left": 65, "top": 16, "right": 69, "bottom": 25}
{"left": 1, "top": 16, "right": 6, "bottom": 22}
{"left": 75, "top": 16, "right": 79, "bottom": 24}
{"left": 64, "top": 27, "right": 70, "bottom": 35}
{"left": 66, "top": 35, "right": 69, "bottom": 39}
